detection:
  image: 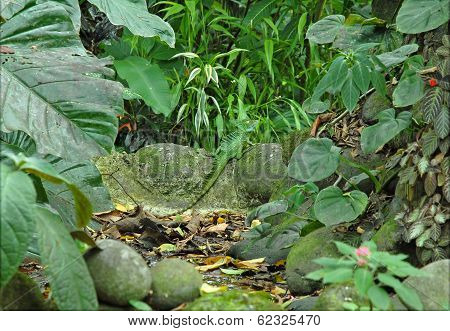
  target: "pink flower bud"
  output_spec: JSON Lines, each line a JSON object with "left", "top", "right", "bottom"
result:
{"left": 355, "top": 246, "right": 371, "bottom": 257}
{"left": 357, "top": 258, "right": 367, "bottom": 266}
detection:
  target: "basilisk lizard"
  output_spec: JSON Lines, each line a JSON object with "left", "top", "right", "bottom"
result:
{"left": 156, "top": 121, "right": 256, "bottom": 218}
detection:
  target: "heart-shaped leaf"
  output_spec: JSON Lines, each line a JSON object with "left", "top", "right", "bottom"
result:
{"left": 361, "top": 109, "right": 412, "bottom": 154}
{"left": 288, "top": 138, "right": 341, "bottom": 182}
{"left": 314, "top": 187, "right": 368, "bottom": 226}
{"left": 306, "top": 15, "right": 345, "bottom": 44}
{"left": 87, "top": 0, "right": 175, "bottom": 47}
{"left": 393, "top": 71, "right": 425, "bottom": 107}
{"left": 397, "top": 0, "right": 450, "bottom": 34}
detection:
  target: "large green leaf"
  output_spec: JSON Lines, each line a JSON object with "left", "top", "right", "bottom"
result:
{"left": 0, "top": 49, "right": 123, "bottom": 160}
{"left": 288, "top": 138, "right": 341, "bottom": 182}
{"left": 114, "top": 56, "right": 173, "bottom": 116}
{"left": 87, "top": 0, "right": 175, "bottom": 47}
{"left": 242, "top": 0, "right": 277, "bottom": 26}
{"left": 0, "top": 1, "right": 84, "bottom": 52}
{"left": 367, "top": 285, "right": 391, "bottom": 310}
{"left": 43, "top": 155, "right": 113, "bottom": 228}
{"left": 245, "top": 200, "right": 288, "bottom": 225}
{"left": 314, "top": 187, "right": 368, "bottom": 226}
{"left": 306, "top": 15, "right": 345, "bottom": 44}
{"left": 375, "top": 44, "right": 419, "bottom": 69}
{"left": 35, "top": 205, "right": 98, "bottom": 310}
{"left": 341, "top": 72, "right": 360, "bottom": 111}
{"left": 393, "top": 71, "right": 425, "bottom": 107}
{"left": 354, "top": 268, "right": 373, "bottom": 295}
{"left": 397, "top": 0, "right": 450, "bottom": 34}
{"left": 0, "top": 163, "right": 36, "bottom": 288}
{"left": 361, "top": 109, "right": 412, "bottom": 154}
{"left": 2, "top": 152, "right": 92, "bottom": 228}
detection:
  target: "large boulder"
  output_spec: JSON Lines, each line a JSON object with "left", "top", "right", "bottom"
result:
{"left": 286, "top": 227, "right": 359, "bottom": 295}
{"left": 84, "top": 240, "right": 152, "bottom": 306}
{"left": 313, "top": 283, "right": 369, "bottom": 311}
{"left": 0, "top": 272, "right": 52, "bottom": 310}
{"left": 228, "top": 221, "right": 304, "bottom": 264}
{"left": 235, "top": 143, "right": 287, "bottom": 202}
{"left": 394, "top": 259, "right": 450, "bottom": 310}
{"left": 95, "top": 143, "right": 286, "bottom": 215}
{"left": 149, "top": 258, "right": 202, "bottom": 310}
{"left": 288, "top": 296, "right": 318, "bottom": 311}
{"left": 185, "top": 290, "right": 282, "bottom": 311}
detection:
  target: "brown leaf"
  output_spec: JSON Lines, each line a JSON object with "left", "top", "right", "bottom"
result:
{"left": 205, "top": 223, "right": 228, "bottom": 233}
{"left": 233, "top": 257, "right": 265, "bottom": 271}
{"left": 424, "top": 172, "right": 437, "bottom": 196}
{"left": 196, "top": 256, "right": 232, "bottom": 272}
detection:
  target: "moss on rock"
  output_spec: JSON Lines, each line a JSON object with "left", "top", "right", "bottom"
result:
{"left": 185, "top": 290, "right": 282, "bottom": 311}
{"left": 286, "top": 227, "right": 359, "bottom": 295}
{"left": 149, "top": 258, "right": 202, "bottom": 310}
{"left": 313, "top": 283, "right": 369, "bottom": 311}
{"left": 84, "top": 240, "right": 152, "bottom": 306}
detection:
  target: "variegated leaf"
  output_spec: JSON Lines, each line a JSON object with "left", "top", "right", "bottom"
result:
{"left": 423, "top": 87, "right": 443, "bottom": 122}
{"left": 424, "top": 172, "right": 437, "bottom": 196}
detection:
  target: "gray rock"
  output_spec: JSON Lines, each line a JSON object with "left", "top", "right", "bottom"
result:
{"left": 288, "top": 296, "right": 318, "bottom": 311}
{"left": 228, "top": 221, "right": 304, "bottom": 264}
{"left": 149, "top": 258, "right": 202, "bottom": 310}
{"left": 361, "top": 91, "right": 391, "bottom": 124}
{"left": 394, "top": 259, "right": 450, "bottom": 310}
{"left": 184, "top": 290, "right": 282, "bottom": 311}
{"left": 286, "top": 227, "right": 359, "bottom": 295}
{"left": 96, "top": 143, "right": 286, "bottom": 215}
{"left": 84, "top": 239, "right": 152, "bottom": 306}
{"left": 313, "top": 283, "right": 369, "bottom": 311}
{"left": 235, "top": 143, "right": 287, "bottom": 202}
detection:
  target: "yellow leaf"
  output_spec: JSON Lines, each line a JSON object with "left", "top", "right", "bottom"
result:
{"left": 250, "top": 219, "right": 261, "bottom": 228}
{"left": 233, "top": 257, "right": 265, "bottom": 270}
{"left": 158, "top": 243, "right": 177, "bottom": 252}
{"left": 196, "top": 256, "right": 232, "bottom": 272}
{"left": 200, "top": 283, "right": 227, "bottom": 294}
{"left": 115, "top": 203, "right": 134, "bottom": 212}
{"left": 206, "top": 223, "right": 228, "bottom": 233}
{"left": 217, "top": 217, "right": 226, "bottom": 224}
{"left": 271, "top": 286, "right": 286, "bottom": 295}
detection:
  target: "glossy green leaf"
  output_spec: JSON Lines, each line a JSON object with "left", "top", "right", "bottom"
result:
{"left": 393, "top": 71, "right": 425, "bottom": 107}
{"left": 243, "top": 0, "right": 277, "bottom": 26}
{"left": 314, "top": 187, "right": 368, "bottom": 226}
{"left": 288, "top": 138, "right": 341, "bottom": 182}
{"left": 323, "top": 268, "right": 354, "bottom": 284}
{"left": 376, "top": 44, "right": 419, "bottom": 68}
{"left": 115, "top": 56, "right": 173, "bottom": 117}
{"left": 0, "top": 163, "right": 36, "bottom": 288}
{"left": 306, "top": 15, "right": 345, "bottom": 44}
{"left": 370, "top": 70, "right": 387, "bottom": 97}
{"left": 361, "top": 109, "right": 412, "bottom": 154}
{"left": 397, "top": 0, "right": 450, "bottom": 34}
{"left": 367, "top": 285, "right": 391, "bottom": 310}
{"left": 354, "top": 268, "right": 374, "bottom": 295}
{"left": 352, "top": 62, "right": 370, "bottom": 93}
{"left": 341, "top": 73, "right": 360, "bottom": 111}
{"left": 328, "top": 57, "right": 349, "bottom": 94}
{"left": 43, "top": 156, "right": 113, "bottom": 228}
{"left": 0, "top": 49, "right": 123, "bottom": 160}
{"left": 0, "top": 1, "right": 84, "bottom": 52}
{"left": 35, "top": 205, "right": 98, "bottom": 310}
{"left": 87, "top": 0, "right": 175, "bottom": 47}
{"left": 2, "top": 152, "right": 92, "bottom": 228}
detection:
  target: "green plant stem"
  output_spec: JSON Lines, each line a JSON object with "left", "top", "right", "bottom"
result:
{"left": 339, "top": 156, "right": 382, "bottom": 193}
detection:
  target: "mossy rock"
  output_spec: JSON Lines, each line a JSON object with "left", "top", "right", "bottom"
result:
{"left": 288, "top": 296, "right": 318, "bottom": 311}
{"left": 235, "top": 143, "right": 287, "bottom": 202}
{"left": 313, "top": 283, "right": 370, "bottom": 311}
{"left": 372, "top": 218, "right": 401, "bottom": 252}
{"left": 149, "top": 258, "right": 202, "bottom": 310}
{"left": 228, "top": 220, "right": 304, "bottom": 264}
{"left": 185, "top": 290, "right": 282, "bottom": 311}
{"left": 0, "top": 272, "right": 52, "bottom": 310}
{"left": 84, "top": 239, "right": 152, "bottom": 306}
{"left": 393, "top": 259, "right": 450, "bottom": 310}
{"left": 286, "top": 227, "right": 360, "bottom": 295}
{"left": 280, "top": 129, "right": 311, "bottom": 165}
{"left": 361, "top": 91, "right": 391, "bottom": 124}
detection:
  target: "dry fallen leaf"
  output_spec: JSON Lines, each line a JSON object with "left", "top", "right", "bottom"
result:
{"left": 233, "top": 257, "right": 265, "bottom": 271}
{"left": 196, "top": 256, "right": 232, "bottom": 272}
{"left": 205, "top": 223, "right": 228, "bottom": 233}
{"left": 200, "top": 283, "right": 227, "bottom": 294}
